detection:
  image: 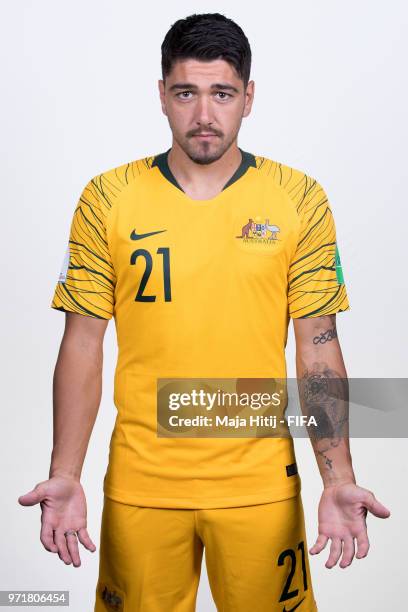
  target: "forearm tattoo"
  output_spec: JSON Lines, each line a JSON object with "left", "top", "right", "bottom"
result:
{"left": 298, "top": 362, "right": 349, "bottom": 470}
{"left": 312, "top": 326, "right": 337, "bottom": 345}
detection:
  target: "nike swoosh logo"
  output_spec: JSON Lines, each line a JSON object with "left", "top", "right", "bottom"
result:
{"left": 283, "top": 597, "right": 305, "bottom": 612}
{"left": 130, "top": 229, "right": 167, "bottom": 240}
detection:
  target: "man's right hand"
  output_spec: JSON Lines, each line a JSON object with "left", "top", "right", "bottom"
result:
{"left": 18, "top": 476, "right": 96, "bottom": 567}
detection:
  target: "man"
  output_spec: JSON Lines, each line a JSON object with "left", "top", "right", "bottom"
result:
{"left": 18, "top": 12, "right": 390, "bottom": 612}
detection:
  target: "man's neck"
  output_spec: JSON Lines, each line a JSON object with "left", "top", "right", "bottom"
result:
{"left": 167, "top": 142, "right": 242, "bottom": 200}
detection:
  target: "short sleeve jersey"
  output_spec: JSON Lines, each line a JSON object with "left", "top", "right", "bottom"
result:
{"left": 51, "top": 149, "right": 350, "bottom": 509}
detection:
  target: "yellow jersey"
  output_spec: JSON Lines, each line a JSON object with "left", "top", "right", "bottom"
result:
{"left": 51, "top": 148, "right": 350, "bottom": 509}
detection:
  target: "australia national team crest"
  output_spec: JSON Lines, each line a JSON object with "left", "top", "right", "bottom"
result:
{"left": 236, "top": 217, "right": 281, "bottom": 245}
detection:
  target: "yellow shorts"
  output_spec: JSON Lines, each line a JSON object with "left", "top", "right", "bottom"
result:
{"left": 94, "top": 493, "right": 318, "bottom": 611}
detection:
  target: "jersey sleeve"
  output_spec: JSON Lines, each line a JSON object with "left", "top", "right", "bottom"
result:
{"left": 287, "top": 177, "right": 350, "bottom": 318}
{"left": 50, "top": 176, "right": 116, "bottom": 319}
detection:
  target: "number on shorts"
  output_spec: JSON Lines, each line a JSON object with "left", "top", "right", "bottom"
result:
{"left": 277, "top": 540, "right": 308, "bottom": 603}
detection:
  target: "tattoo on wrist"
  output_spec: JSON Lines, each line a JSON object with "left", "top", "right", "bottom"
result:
{"left": 317, "top": 450, "right": 333, "bottom": 469}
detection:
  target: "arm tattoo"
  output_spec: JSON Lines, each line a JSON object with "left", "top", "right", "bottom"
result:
{"left": 298, "top": 362, "right": 349, "bottom": 470}
{"left": 312, "top": 326, "right": 337, "bottom": 345}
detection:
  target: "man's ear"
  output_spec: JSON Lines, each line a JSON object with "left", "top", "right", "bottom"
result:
{"left": 158, "top": 79, "right": 167, "bottom": 116}
{"left": 243, "top": 80, "right": 255, "bottom": 118}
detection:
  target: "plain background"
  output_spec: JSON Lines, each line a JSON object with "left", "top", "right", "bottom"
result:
{"left": 2, "top": 1, "right": 407, "bottom": 610}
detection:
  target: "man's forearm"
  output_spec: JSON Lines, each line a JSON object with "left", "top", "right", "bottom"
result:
{"left": 295, "top": 317, "right": 356, "bottom": 488}
{"left": 49, "top": 331, "right": 103, "bottom": 481}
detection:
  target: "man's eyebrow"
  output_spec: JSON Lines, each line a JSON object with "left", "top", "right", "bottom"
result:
{"left": 169, "top": 83, "right": 240, "bottom": 93}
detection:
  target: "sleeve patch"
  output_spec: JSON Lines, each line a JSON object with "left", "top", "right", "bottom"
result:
{"left": 335, "top": 243, "right": 344, "bottom": 285}
{"left": 58, "top": 243, "right": 70, "bottom": 283}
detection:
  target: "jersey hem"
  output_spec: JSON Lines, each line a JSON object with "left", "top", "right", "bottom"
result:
{"left": 103, "top": 479, "right": 301, "bottom": 509}
{"left": 50, "top": 302, "right": 112, "bottom": 320}
{"left": 290, "top": 304, "right": 350, "bottom": 319}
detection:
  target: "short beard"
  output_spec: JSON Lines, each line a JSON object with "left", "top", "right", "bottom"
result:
{"left": 177, "top": 132, "right": 239, "bottom": 165}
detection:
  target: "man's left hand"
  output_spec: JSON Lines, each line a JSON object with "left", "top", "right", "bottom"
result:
{"left": 309, "top": 483, "right": 390, "bottom": 568}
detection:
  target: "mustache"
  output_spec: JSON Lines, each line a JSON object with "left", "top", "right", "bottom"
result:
{"left": 188, "top": 129, "right": 222, "bottom": 137}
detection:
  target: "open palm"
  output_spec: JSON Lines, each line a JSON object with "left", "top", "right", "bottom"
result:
{"left": 309, "top": 482, "right": 390, "bottom": 568}
{"left": 18, "top": 476, "right": 96, "bottom": 567}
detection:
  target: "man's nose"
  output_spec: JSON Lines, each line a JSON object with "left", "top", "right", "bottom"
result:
{"left": 194, "top": 96, "right": 214, "bottom": 126}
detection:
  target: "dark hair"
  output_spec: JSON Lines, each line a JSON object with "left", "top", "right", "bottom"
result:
{"left": 161, "top": 13, "right": 252, "bottom": 89}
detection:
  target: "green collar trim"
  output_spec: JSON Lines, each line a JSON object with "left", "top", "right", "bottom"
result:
{"left": 152, "top": 147, "right": 257, "bottom": 192}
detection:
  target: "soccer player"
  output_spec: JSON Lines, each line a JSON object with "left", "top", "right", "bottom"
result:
{"left": 18, "top": 13, "right": 390, "bottom": 612}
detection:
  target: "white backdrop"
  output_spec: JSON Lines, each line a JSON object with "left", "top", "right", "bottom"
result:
{"left": 1, "top": 1, "right": 407, "bottom": 610}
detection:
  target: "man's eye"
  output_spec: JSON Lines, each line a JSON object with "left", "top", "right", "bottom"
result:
{"left": 176, "top": 91, "right": 232, "bottom": 100}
